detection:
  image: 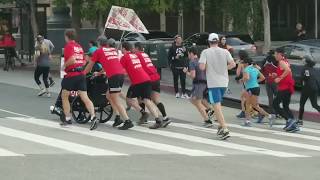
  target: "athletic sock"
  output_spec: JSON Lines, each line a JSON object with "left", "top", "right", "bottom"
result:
{"left": 156, "top": 102, "right": 167, "bottom": 117}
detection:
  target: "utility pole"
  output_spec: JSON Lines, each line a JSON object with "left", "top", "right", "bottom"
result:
{"left": 200, "top": 0, "right": 205, "bottom": 33}
{"left": 178, "top": 2, "right": 183, "bottom": 37}
{"left": 316, "top": 0, "right": 318, "bottom": 39}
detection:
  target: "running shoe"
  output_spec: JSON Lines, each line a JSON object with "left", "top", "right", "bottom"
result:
{"left": 219, "top": 129, "right": 231, "bottom": 140}
{"left": 244, "top": 120, "right": 252, "bottom": 127}
{"left": 207, "top": 109, "right": 215, "bottom": 120}
{"left": 89, "top": 116, "right": 98, "bottom": 130}
{"left": 256, "top": 114, "right": 265, "bottom": 123}
{"left": 268, "top": 114, "right": 276, "bottom": 128}
{"left": 38, "top": 89, "right": 46, "bottom": 96}
{"left": 296, "top": 120, "right": 303, "bottom": 127}
{"left": 138, "top": 112, "right": 149, "bottom": 125}
{"left": 118, "top": 120, "right": 134, "bottom": 130}
{"left": 112, "top": 115, "right": 123, "bottom": 127}
{"left": 181, "top": 93, "right": 190, "bottom": 99}
{"left": 49, "top": 80, "right": 55, "bottom": 87}
{"left": 162, "top": 118, "right": 172, "bottom": 128}
{"left": 175, "top": 93, "right": 180, "bottom": 98}
{"left": 286, "top": 122, "right": 300, "bottom": 133}
{"left": 202, "top": 120, "right": 213, "bottom": 128}
{"left": 284, "top": 119, "right": 297, "bottom": 131}
{"left": 236, "top": 111, "right": 245, "bottom": 119}
{"left": 217, "top": 126, "right": 223, "bottom": 136}
{"left": 59, "top": 114, "right": 72, "bottom": 126}
{"left": 149, "top": 122, "right": 162, "bottom": 129}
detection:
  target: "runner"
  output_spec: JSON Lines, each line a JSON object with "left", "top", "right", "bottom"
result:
{"left": 241, "top": 57, "right": 273, "bottom": 126}
{"left": 271, "top": 48, "right": 299, "bottom": 132}
{"left": 128, "top": 42, "right": 171, "bottom": 127}
{"left": 183, "top": 47, "right": 214, "bottom": 127}
{"left": 298, "top": 56, "right": 320, "bottom": 126}
{"left": 84, "top": 36, "right": 133, "bottom": 130}
{"left": 121, "top": 42, "right": 163, "bottom": 129}
{"left": 60, "top": 29, "right": 96, "bottom": 126}
{"left": 199, "top": 33, "right": 236, "bottom": 140}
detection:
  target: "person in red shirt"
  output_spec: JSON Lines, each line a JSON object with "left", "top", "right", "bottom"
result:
{"left": 60, "top": 29, "right": 96, "bottom": 125}
{"left": 125, "top": 42, "right": 171, "bottom": 127}
{"left": 84, "top": 36, "right": 133, "bottom": 130}
{"left": 271, "top": 48, "right": 298, "bottom": 132}
{"left": 121, "top": 42, "right": 162, "bottom": 129}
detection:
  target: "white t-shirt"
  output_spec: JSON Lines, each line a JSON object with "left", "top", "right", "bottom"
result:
{"left": 199, "top": 46, "right": 234, "bottom": 88}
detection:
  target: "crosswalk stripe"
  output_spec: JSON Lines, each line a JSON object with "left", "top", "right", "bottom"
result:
{"left": 121, "top": 122, "right": 308, "bottom": 158}
{"left": 0, "top": 148, "right": 24, "bottom": 157}
{"left": 217, "top": 122, "right": 320, "bottom": 142}
{"left": 0, "top": 125, "right": 126, "bottom": 156}
{"left": 8, "top": 117, "right": 222, "bottom": 157}
{"left": 170, "top": 123, "right": 320, "bottom": 152}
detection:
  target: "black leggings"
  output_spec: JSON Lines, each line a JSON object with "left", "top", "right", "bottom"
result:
{"left": 172, "top": 68, "right": 186, "bottom": 94}
{"left": 299, "top": 89, "right": 320, "bottom": 120}
{"left": 34, "top": 66, "right": 50, "bottom": 88}
{"left": 273, "top": 89, "right": 294, "bottom": 120}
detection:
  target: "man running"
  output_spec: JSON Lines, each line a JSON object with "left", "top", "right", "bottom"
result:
{"left": 60, "top": 29, "right": 96, "bottom": 125}
{"left": 121, "top": 42, "right": 163, "bottom": 129}
{"left": 85, "top": 36, "right": 133, "bottom": 130}
{"left": 199, "top": 33, "right": 236, "bottom": 140}
{"left": 129, "top": 42, "right": 171, "bottom": 127}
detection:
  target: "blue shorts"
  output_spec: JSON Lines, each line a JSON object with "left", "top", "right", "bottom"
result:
{"left": 208, "top": 87, "right": 226, "bottom": 104}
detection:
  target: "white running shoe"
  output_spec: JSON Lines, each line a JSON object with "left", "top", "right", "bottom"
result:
{"left": 175, "top": 93, "right": 180, "bottom": 98}
{"left": 181, "top": 93, "right": 190, "bottom": 99}
{"left": 38, "top": 89, "right": 46, "bottom": 96}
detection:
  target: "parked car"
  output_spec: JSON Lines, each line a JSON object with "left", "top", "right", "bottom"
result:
{"left": 183, "top": 32, "right": 258, "bottom": 59}
{"left": 120, "top": 30, "right": 175, "bottom": 69}
{"left": 253, "top": 39, "right": 320, "bottom": 87}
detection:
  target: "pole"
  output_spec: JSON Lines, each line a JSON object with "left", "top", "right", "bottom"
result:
{"left": 316, "top": 0, "right": 318, "bottom": 39}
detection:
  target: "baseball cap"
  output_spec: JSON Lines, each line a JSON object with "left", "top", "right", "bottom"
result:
{"left": 208, "top": 33, "right": 219, "bottom": 42}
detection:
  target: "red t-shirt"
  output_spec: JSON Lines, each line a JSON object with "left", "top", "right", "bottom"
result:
{"left": 91, "top": 46, "right": 125, "bottom": 78}
{"left": 120, "top": 52, "right": 150, "bottom": 85}
{"left": 135, "top": 51, "right": 160, "bottom": 82}
{"left": 276, "top": 59, "right": 295, "bottom": 94}
{"left": 64, "top": 41, "right": 85, "bottom": 77}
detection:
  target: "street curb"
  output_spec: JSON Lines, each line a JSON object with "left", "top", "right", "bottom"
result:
{"left": 8, "top": 64, "right": 320, "bottom": 123}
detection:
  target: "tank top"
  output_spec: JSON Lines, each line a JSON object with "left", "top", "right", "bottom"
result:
{"left": 276, "top": 59, "right": 295, "bottom": 94}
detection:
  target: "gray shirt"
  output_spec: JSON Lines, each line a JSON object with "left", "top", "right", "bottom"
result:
{"left": 199, "top": 47, "right": 234, "bottom": 88}
{"left": 189, "top": 59, "right": 206, "bottom": 81}
{"left": 37, "top": 53, "right": 50, "bottom": 67}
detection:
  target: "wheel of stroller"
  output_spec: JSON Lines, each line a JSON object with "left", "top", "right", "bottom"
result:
{"left": 71, "top": 97, "right": 90, "bottom": 124}
{"left": 98, "top": 103, "right": 113, "bottom": 123}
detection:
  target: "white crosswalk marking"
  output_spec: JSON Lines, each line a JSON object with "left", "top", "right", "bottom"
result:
{"left": 0, "top": 126, "right": 126, "bottom": 156}
{"left": 129, "top": 124, "right": 308, "bottom": 158}
{"left": 0, "top": 148, "right": 24, "bottom": 157}
{"left": 8, "top": 117, "right": 221, "bottom": 157}
{"left": 170, "top": 123, "right": 320, "bottom": 152}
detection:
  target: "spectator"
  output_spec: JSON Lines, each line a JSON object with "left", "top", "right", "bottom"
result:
{"left": 296, "top": 23, "right": 306, "bottom": 41}
{"left": 218, "top": 36, "right": 233, "bottom": 55}
{"left": 168, "top": 35, "right": 189, "bottom": 98}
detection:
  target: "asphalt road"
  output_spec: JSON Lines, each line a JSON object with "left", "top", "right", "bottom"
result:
{"left": 0, "top": 70, "right": 320, "bottom": 180}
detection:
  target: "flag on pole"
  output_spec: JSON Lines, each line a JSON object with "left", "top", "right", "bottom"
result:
{"left": 105, "top": 6, "right": 149, "bottom": 34}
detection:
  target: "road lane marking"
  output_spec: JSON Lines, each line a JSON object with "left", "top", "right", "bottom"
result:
{"left": 0, "top": 125, "right": 126, "bottom": 156}
{"left": 170, "top": 123, "right": 320, "bottom": 152}
{"left": 126, "top": 124, "right": 308, "bottom": 158}
{"left": 8, "top": 117, "right": 221, "bottom": 157}
{"left": 0, "top": 148, "right": 24, "bottom": 157}
{"left": 0, "top": 108, "right": 32, "bottom": 118}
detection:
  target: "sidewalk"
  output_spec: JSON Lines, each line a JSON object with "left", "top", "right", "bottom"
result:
{"left": 1, "top": 55, "right": 319, "bottom": 122}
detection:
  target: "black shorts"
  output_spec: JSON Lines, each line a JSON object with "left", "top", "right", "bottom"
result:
{"left": 247, "top": 87, "right": 260, "bottom": 96}
{"left": 126, "top": 82, "right": 152, "bottom": 100}
{"left": 108, "top": 74, "right": 124, "bottom": 93}
{"left": 61, "top": 75, "right": 87, "bottom": 91}
{"left": 151, "top": 80, "right": 160, "bottom": 93}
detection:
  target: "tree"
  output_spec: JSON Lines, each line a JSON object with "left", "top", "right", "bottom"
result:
{"left": 261, "top": 0, "right": 271, "bottom": 53}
